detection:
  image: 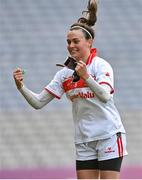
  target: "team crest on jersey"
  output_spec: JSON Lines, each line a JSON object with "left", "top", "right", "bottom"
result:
{"left": 105, "top": 72, "right": 110, "bottom": 77}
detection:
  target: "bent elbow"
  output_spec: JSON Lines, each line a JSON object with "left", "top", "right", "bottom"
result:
{"left": 34, "top": 106, "right": 41, "bottom": 110}
{"left": 31, "top": 104, "right": 43, "bottom": 110}
{"left": 29, "top": 100, "right": 46, "bottom": 110}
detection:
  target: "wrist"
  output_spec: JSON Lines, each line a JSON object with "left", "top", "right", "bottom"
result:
{"left": 82, "top": 73, "right": 90, "bottom": 80}
{"left": 17, "top": 82, "right": 24, "bottom": 90}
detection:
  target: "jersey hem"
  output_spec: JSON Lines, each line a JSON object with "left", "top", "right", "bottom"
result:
{"left": 74, "top": 130, "right": 126, "bottom": 144}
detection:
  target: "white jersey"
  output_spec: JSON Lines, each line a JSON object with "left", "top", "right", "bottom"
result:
{"left": 45, "top": 48, "right": 125, "bottom": 144}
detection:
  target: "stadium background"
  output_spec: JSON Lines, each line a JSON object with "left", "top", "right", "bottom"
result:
{"left": 0, "top": 0, "right": 142, "bottom": 178}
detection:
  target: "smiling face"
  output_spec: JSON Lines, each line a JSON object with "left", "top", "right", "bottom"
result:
{"left": 67, "top": 29, "right": 93, "bottom": 62}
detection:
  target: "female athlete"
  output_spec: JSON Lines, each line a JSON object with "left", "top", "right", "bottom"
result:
{"left": 13, "top": 0, "right": 127, "bottom": 179}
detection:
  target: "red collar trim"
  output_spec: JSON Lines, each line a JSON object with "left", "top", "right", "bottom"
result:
{"left": 86, "top": 48, "right": 97, "bottom": 65}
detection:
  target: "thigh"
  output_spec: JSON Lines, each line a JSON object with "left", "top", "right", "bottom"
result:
{"left": 100, "top": 170, "right": 120, "bottom": 179}
{"left": 99, "top": 157, "right": 123, "bottom": 172}
{"left": 77, "top": 169, "right": 100, "bottom": 179}
{"left": 76, "top": 142, "right": 100, "bottom": 179}
{"left": 76, "top": 159, "right": 99, "bottom": 171}
{"left": 99, "top": 157, "right": 123, "bottom": 179}
{"left": 96, "top": 133, "right": 127, "bottom": 179}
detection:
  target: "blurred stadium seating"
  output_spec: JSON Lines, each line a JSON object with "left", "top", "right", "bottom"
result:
{"left": 0, "top": 0, "right": 142, "bottom": 178}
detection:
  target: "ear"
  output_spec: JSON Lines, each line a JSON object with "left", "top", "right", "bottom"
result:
{"left": 87, "top": 39, "right": 93, "bottom": 48}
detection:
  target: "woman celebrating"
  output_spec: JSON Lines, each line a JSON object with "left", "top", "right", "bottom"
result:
{"left": 13, "top": 0, "right": 127, "bottom": 179}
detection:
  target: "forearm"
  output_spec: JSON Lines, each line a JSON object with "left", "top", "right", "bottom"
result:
{"left": 85, "top": 76, "right": 111, "bottom": 103}
{"left": 19, "top": 85, "right": 54, "bottom": 109}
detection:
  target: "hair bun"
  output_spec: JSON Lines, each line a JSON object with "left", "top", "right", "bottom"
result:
{"left": 78, "top": 0, "right": 98, "bottom": 27}
{"left": 70, "top": 0, "right": 98, "bottom": 40}
{"left": 87, "top": 0, "right": 98, "bottom": 12}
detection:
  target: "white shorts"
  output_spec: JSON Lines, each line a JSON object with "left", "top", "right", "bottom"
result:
{"left": 76, "top": 132, "right": 128, "bottom": 161}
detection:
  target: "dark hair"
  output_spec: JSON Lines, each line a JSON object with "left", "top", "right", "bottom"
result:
{"left": 70, "top": 0, "right": 98, "bottom": 39}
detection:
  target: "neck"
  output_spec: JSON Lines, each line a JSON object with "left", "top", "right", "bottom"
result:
{"left": 82, "top": 50, "right": 91, "bottom": 63}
